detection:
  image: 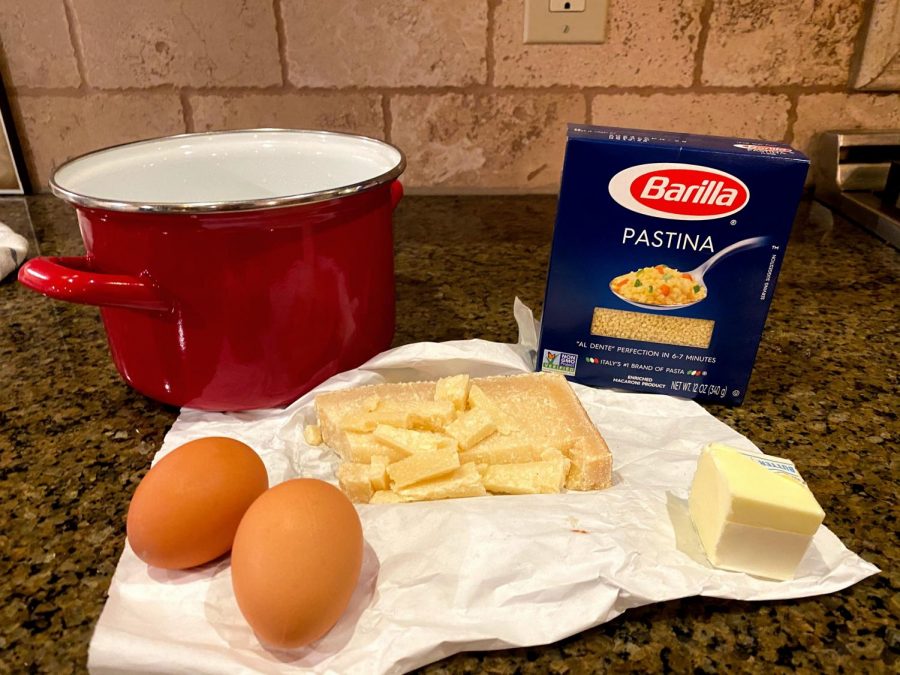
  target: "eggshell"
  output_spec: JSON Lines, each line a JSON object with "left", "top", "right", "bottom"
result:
{"left": 127, "top": 437, "right": 268, "bottom": 570}
{"left": 231, "top": 479, "right": 363, "bottom": 650}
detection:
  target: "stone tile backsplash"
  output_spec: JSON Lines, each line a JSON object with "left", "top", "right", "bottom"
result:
{"left": 0, "top": 0, "right": 896, "bottom": 192}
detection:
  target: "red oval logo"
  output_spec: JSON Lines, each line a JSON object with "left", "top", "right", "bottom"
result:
{"left": 629, "top": 168, "right": 749, "bottom": 218}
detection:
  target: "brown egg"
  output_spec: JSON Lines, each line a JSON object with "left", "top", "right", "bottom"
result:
{"left": 127, "top": 437, "right": 268, "bottom": 570}
{"left": 231, "top": 479, "right": 363, "bottom": 650}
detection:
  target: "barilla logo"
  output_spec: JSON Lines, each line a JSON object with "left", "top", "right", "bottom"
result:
{"left": 608, "top": 163, "right": 749, "bottom": 220}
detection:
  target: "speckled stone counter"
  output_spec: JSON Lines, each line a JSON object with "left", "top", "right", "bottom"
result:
{"left": 1, "top": 195, "right": 896, "bottom": 673}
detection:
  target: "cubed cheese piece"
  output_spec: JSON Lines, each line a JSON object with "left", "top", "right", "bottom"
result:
{"left": 564, "top": 440, "right": 613, "bottom": 491}
{"left": 466, "top": 384, "right": 517, "bottom": 434}
{"left": 344, "top": 432, "right": 407, "bottom": 464}
{"left": 387, "top": 447, "right": 461, "bottom": 489}
{"left": 303, "top": 424, "right": 323, "bottom": 446}
{"left": 689, "top": 443, "right": 826, "bottom": 581}
{"left": 369, "top": 455, "right": 390, "bottom": 491}
{"left": 407, "top": 400, "right": 457, "bottom": 431}
{"left": 370, "top": 490, "right": 409, "bottom": 504}
{"left": 373, "top": 425, "right": 457, "bottom": 455}
{"left": 363, "top": 394, "right": 380, "bottom": 411}
{"left": 444, "top": 408, "right": 497, "bottom": 450}
{"left": 340, "top": 409, "right": 413, "bottom": 433}
{"left": 337, "top": 463, "right": 374, "bottom": 504}
{"left": 395, "top": 463, "right": 487, "bottom": 501}
{"left": 434, "top": 374, "right": 470, "bottom": 411}
{"left": 482, "top": 457, "right": 569, "bottom": 495}
{"left": 343, "top": 401, "right": 457, "bottom": 433}
{"left": 459, "top": 433, "right": 545, "bottom": 465}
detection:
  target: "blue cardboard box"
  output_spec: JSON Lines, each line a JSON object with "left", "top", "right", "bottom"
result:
{"left": 538, "top": 124, "right": 809, "bottom": 404}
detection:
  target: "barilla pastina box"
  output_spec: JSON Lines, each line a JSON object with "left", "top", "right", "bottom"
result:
{"left": 538, "top": 124, "right": 809, "bottom": 404}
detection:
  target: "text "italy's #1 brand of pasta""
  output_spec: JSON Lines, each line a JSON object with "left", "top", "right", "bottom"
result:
{"left": 537, "top": 124, "right": 809, "bottom": 405}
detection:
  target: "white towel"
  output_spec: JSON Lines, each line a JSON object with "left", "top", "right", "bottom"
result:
{"left": 0, "top": 222, "right": 28, "bottom": 280}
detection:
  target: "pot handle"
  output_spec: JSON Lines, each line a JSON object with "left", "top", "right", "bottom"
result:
{"left": 18, "top": 256, "right": 172, "bottom": 312}
{"left": 390, "top": 180, "right": 404, "bottom": 211}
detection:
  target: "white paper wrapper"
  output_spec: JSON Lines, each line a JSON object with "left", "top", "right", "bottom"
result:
{"left": 89, "top": 301, "right": 878, "bottom": 674}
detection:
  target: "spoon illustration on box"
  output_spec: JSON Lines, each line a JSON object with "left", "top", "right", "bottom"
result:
{"left": 609, "top": 236, "right": 769, "bottom": 311}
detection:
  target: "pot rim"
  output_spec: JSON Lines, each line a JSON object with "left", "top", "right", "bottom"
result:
{"left": 48, "top": 128, "right": 406, "bottom": 214}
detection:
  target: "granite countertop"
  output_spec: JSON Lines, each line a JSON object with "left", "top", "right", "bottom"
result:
{"left": 1, "top": 195, "right": 896, "bottom": 673}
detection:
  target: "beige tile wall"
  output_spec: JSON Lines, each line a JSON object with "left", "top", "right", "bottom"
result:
{"left": 0, "top": 0, "right": 898, "bottom": 192}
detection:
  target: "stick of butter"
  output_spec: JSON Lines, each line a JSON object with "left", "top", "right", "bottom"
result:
{"left": 688, "top": 442, "right": 826, "bottom": 581}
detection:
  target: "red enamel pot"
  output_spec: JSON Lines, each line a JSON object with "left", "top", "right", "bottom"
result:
{"left": 19, "top": 129, "right": 405, "bottom": 411}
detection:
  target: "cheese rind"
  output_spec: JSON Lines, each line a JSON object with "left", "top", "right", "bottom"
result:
{"left": 689, "top": 443, "right": 826, "bottom": 580}
{"left": 564, "top": 441, "right": 613, "bottom": 491}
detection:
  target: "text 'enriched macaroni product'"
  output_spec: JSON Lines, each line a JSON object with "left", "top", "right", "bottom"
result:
{"left": 538, "top": 125, "right": 809, "bottom": 404}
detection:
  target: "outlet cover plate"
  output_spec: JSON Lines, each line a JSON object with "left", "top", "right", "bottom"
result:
{"left": 524, "top": 0, "right": 607, "bottom": 44}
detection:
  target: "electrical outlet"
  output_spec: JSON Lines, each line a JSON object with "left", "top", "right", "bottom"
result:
{"left": 524, "top": 0, "right": 607, "bottom": 44}
{"left": 550, "top": 0, "right": 586, "bottom": 11}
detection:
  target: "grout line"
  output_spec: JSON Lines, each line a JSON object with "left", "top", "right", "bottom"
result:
{"left": 180, "top": 90, "right": 195, "bottom": 133}
{"left": 10, "top": 83, "right": 853, "bottom": 98}
{"left": 382, "top": 94, "right": 392, "bottom": 142}
{"left": 846, "top": 0, "right": 877, "bottom": 89}
{"left": 784, "top": 93, "right": 799, "bottom": 144}
{"left": 692, "top": 0, "right": 716, "bottom": 87}
{"left": 485, "top": 0, "right": 498, "bottom": 86}
{"left": 583, "top": 91, "right": 591, "bottom": 124}
{"left": 62, "top": 0, "right": 89, "bottom": 90}
{"left": 272, "top": 0, "right": 291, "bottom": 87}
{"left": 23, "top": 198, "right": 43, "bottom": 256}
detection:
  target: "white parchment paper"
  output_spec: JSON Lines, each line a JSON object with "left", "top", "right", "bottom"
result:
{"left": 89, "top": 301, "right": 878, "bottom": 674}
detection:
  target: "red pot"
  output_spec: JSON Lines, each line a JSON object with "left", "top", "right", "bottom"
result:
{"left": 19, "top": 130, "right": 405, "bottom": 411}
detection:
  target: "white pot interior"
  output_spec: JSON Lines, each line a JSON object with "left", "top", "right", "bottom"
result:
{"left": 51, "top": 130, "right": 403, "bottom": 208}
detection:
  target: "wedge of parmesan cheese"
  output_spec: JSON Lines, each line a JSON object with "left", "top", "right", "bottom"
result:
{"left": 314, "top": 372, "right": 613, "bottom": 502}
